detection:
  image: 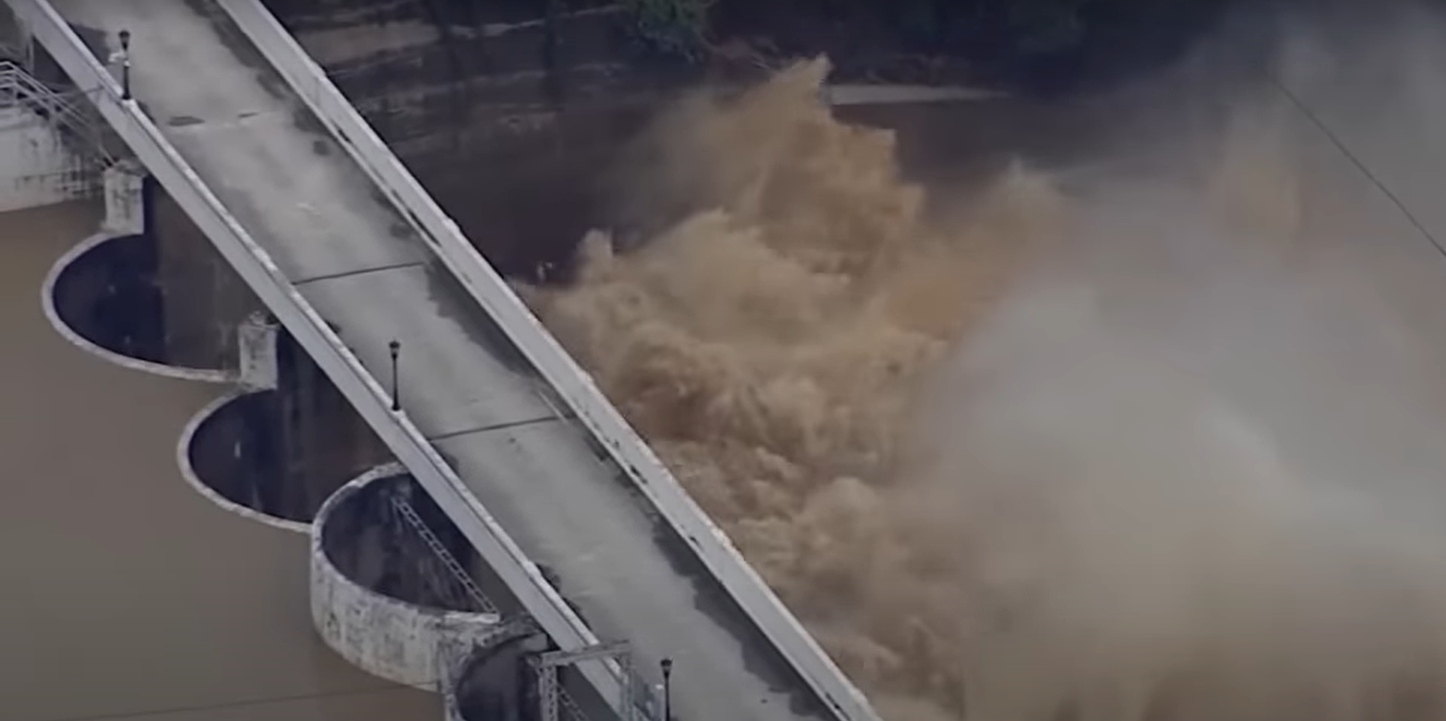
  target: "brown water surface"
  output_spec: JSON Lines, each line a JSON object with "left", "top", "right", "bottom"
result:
{"left": 0, "top": 202, "right": 436, "bottom": 721}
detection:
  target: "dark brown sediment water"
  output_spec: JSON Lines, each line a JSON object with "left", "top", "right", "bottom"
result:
{"left": 0, "top": 202, "right": 437, "bottom": 721}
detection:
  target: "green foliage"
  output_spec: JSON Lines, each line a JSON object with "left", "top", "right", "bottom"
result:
{"left": 622, "top": 0, "right": 715, "bottom": 60}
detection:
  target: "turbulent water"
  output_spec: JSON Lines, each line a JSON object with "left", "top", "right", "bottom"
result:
{"left": 523, "top": 5, "right": 1446, "bottom": 720}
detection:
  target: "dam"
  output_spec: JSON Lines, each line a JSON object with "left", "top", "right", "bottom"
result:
{"left": 11, "top": 1, "right": 1446, "bottom": 720}
{"left": 0, "top": 1, "right": 884, "bottom": 721}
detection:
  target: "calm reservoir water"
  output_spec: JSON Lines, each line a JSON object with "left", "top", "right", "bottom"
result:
{"left": 0, "top": 201, "right": 437, "bottom": 721}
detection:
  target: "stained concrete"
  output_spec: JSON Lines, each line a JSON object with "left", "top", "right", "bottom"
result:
{"left": 47, "top": 176, "right": 388, "bottom": 523}
{"left": 0, "top": 201, "right": 438, "bottom": 721}
{"left": 184, "top": 385, "right": 386, "bottom": 524}
{"left": 152, "top": 183, "right": 266, "bottom": 372}
{"left": 446, "top": 628, "right": 551, "bottom": 721}
{"left": 312, "top": 467, "right": 509, "bottom": 688}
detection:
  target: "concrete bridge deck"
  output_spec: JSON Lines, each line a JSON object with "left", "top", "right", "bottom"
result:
{"left": 39, "top": 1, "right": 824, "bottom": 720}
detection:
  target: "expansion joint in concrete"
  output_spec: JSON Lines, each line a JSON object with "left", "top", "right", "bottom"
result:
{"left": 293, "top": 259, "right": 426, "bottom": 287}
{"left": 426, "top": 415, "right": 558, "bottom": 444}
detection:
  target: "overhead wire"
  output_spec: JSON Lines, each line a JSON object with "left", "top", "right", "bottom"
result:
{"left": 1263, "top": 68, "right": 1446, "bottom": 262}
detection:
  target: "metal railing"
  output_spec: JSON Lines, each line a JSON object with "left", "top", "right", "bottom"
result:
{"left": 394, "top": 489, "right": 649, "bottom": 721}
{"left": 390, "top": 492, "right": 498, "bottom": 615}
{"left": 0, "top": 57, "right": 117, "bottom": 167}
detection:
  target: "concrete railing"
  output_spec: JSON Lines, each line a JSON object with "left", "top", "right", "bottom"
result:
{"left": 213, "top": 3, "right": 882, "bottom": 721}
{"left": 0, "top": 0, "right": 635, "bottom": 716}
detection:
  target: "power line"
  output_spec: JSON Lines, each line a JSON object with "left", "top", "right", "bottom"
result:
{"left": 1263, "top": 70, "right": 1446, "bottom": 262}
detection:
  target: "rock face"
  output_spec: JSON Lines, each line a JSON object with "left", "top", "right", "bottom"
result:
{"left": 262, "top": 0, "right": 694, "bottom": 279}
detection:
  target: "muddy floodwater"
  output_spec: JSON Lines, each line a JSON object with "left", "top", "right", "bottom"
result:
{"left": 0, "top": 202, "right": 436, "bottom": 721}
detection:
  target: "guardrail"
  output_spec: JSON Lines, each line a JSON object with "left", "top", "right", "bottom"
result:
{"left": 0, "top": 1, "right": 640, "bottom": 717}
{"left": 212, "top": 3, "right": 881, "bottom": 721}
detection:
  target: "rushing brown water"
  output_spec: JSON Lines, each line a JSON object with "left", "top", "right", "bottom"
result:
{"left": 524, "top": 60, "right": 1048, "bottom": 721}
{"left": 524, "top": 11, "right": 1446, "bottom": 718}
{"left": 0, "top": 202, "right": 436, "bottom": 721}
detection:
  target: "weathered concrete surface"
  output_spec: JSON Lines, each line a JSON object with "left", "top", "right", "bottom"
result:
{"left": 237, "top": 310, "right": 279, "bottom": 389}
{"left": 312, "top": 465, "right": 502, "bottom": 689}
{"left": 0, "top": 103, "right": 96, "bottom": 211}
{"left": 273, "top": 329, "right": 396, "bottom": 507}
{"left": 183, "top": 382, "right": 387, "bottom": 524}
{"left": 445, "top": 628, "right": 550, "bottom": 721}
{"left": 51, "top": 170, "right": 385, "bottom": 523}
{"left": 48, "top": 2, "right": 826, "bottom": 720}
{"left": 46, "top": 158, "right": 276, "bottom": 381}
{"left": 179, "top": 310, "right": 391, "bottom": 525}
{"left": 102, "top": 159, "right": 144, "bottom": 234}
{"left": 152, "top": 184, "right": 263, "bottom": 372}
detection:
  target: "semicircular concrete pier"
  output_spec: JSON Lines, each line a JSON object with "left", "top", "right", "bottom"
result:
{"left": 43, "top": 231, "right": 231, "bottom": 383}
{"left": 177, "top": 389, "right": 312, "bottom": 533}
{"left": 312, "top": 464, "right": 510, "bottom": 689}
{"left": 444, "top": 625, "right": 548, "bottom": 721}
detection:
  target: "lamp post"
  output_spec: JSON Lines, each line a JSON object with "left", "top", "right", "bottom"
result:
{"left": 389, "top": 340, "right": 401, "bottom": 411}
{"left": 118, "top": 29, "right": 131, "bottom": 100}
{"left": 660, "top": 658, "right": 673, "bottom": 721}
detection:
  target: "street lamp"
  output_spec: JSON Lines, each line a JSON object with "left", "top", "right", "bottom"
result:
{"left": 389, "top": 340, "right": 401, "bottom": 411}
{"left": 117, "top": 29, "right": 131, "bottom": 100}
{"left": 660, "top": 658, "right": 673, "bottom": 721}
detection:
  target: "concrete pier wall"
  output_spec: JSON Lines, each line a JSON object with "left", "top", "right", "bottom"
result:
{"left": 151, "top": 184, "right": 265, "bottom": 372}
{"left": 0, "top": 104, "right": 98, "bottom": 212}
{"left": 445, "top": 629, "right": 549, "bottom": 721}
{"left": 179, "top": 328, "right": 394, "bottom": 525}
{"left": 274, "top": 329, "right": 394, "bottom": 504}
{"left": 0, "top": 7, "right": 114, "bottom": 212}
{"left": 46, "top": 231, "right": 169, "bottom": 365}
{"left": 39, "top": 158, "right": 390, "bottom": 527}
{"left": 312, "top": 465, "right": 514, "bottom": 688}
{"left": 41, "top": 160, "right": 261, "bottom": 379}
